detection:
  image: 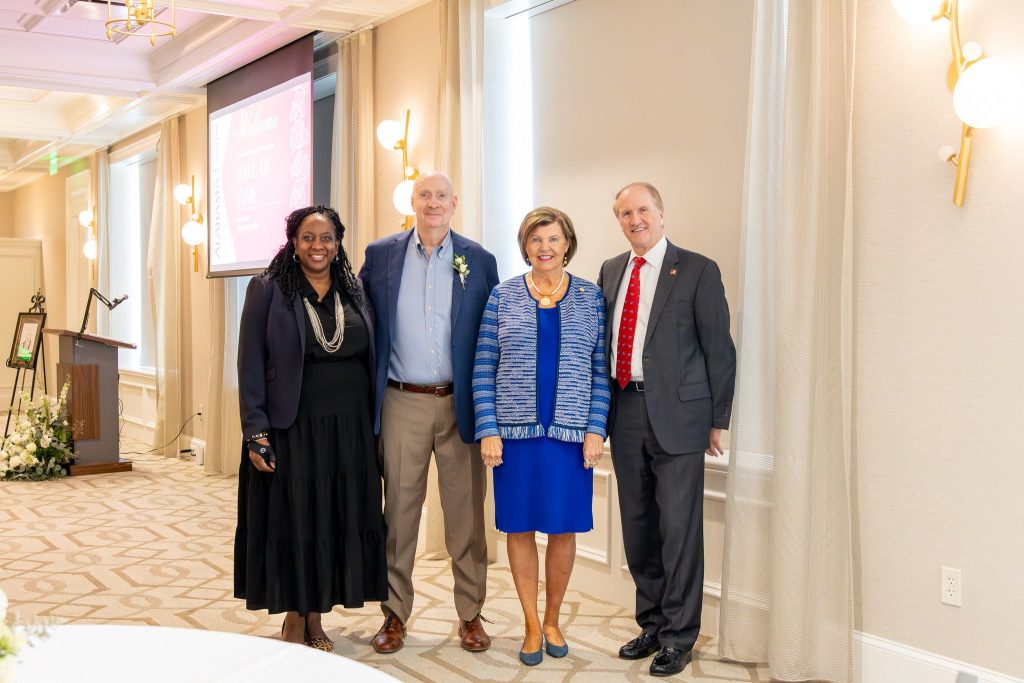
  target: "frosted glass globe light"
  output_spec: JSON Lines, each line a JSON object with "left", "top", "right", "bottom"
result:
{"left": 961, "top": 41, "right": 983, "bottom": 63}
{"left": 83, "top": 238, "right": 98, "bottom": 260}
{"left": 377, "top": 120, "right": 404, "bottom": 149}
{"left": 78, "top": 209, "right": 93, "bottom": 228}
{"left": 181, "top": 219, "right": 205, "bottom": 246}
{"left": 953, "top": 58, "right": 1014, "bottom": 129}
{"left": 890, "top": 0, "right": 945, "bottom": 24}
{"left": 173, "top": 183, "right": 192, "bottom": 205}
{"left": 392, "top": 179, "right": 415, "bottom": 216}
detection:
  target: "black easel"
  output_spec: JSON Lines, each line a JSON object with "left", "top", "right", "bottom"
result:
{"left": 4, "top": 291, "right": 47, "bottom": 439}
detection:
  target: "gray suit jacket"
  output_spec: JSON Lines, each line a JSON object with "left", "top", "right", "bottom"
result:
{"left": 598, "top": 240, "right": 736, "bottom": 454}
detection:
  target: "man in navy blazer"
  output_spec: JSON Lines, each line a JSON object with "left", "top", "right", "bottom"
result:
{"left": 598, "top": 182, "right": 736, "bottom": 676}
{"left": 359, "top": 172, "right": 499, "bottom": 654}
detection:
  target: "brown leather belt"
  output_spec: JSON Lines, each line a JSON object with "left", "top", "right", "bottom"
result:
{"left": 387, "top": 379, "right": 454, "bottom": 397}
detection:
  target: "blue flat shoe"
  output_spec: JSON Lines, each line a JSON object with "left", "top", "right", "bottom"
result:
{"left": 544, "top": 636, "right": 568, "bottom": 658}
{"left": 519, "top": 646, "right": 543, "bottom": 666}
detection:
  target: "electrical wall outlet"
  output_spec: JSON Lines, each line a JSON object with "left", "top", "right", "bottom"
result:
{"left": 941, "top": 566, "right": 962, "bottom": 607}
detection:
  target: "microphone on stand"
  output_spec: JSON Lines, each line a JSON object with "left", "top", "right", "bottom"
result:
{"left": 80, "top": 289, "right": 130, "bottom": 336}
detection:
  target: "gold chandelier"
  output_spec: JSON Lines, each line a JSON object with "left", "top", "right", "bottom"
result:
{"left": 106, "top": 0, "right": 176, "bottom": 46}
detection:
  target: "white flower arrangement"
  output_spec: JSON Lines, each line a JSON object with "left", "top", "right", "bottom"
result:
{"left": 453, "top": 254, "right": 470, "bottom": 289}
{"left": 0, "top": 380, "right": 73, "bottom": 482}
{"left": 0, "top": 587, "right": 50, "bottom": 683}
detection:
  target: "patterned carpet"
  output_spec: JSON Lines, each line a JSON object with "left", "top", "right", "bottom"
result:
{"left": 0, "top": 453, "right": 768, "bottom": 681}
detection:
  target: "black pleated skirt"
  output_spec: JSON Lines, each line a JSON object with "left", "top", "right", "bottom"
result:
{"left": 234, "top": 357, "right": 387, "bottom": 614}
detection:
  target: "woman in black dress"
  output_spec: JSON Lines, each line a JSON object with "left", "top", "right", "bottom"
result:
{"left": 235, "top": 206, "right": 386, "bottom": 650}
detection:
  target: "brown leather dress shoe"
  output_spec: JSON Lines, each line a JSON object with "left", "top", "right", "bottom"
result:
{"left": 371, "top": 614, "right": 406, "bottom": 654}
{"left": 458, "top": 615, "right": 491, "bottom": 652}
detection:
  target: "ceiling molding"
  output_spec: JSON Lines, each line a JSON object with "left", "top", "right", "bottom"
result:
{"left": 0, "top": 0, "right": 421, "bottom": 191}
{"left": 173, "top": 0, "right": 283, "bottom": 23}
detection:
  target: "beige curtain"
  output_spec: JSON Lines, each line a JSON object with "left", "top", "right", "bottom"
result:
{"left": 93, "top": 148, "right": 110, "bottom": 332}
{"left": 718, "top": 2, "right": 857, "bottom": 682}
{"left": 203, "top": 278, "right": 244, "bottom": 475}
{"left": 147, "top": 116, "right": 190, "bottom": 459}
{"left": 436, "top": 0, "right": 484, "bottom": 239}
{"left": 332, "top": 28, "right": 376, "bottom": 269}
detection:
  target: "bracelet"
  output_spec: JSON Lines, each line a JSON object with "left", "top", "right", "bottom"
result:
{"left": 247, "top": 431, "right": 269, "bottom": 443}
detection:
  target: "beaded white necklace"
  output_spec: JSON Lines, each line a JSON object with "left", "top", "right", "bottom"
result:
{"left": 303, "top": 291, "right": 345, "bottom": 353}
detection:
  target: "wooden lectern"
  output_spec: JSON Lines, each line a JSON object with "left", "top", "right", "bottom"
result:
{"left": 42, "top": 329, "right": 136, "bottom": 475}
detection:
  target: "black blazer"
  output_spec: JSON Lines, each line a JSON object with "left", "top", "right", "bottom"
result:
{"left": 598, "top": 241, "right": 736, "bottom": 454}
{"left": 237, "top": 274, "right": 375, "bottom": 439}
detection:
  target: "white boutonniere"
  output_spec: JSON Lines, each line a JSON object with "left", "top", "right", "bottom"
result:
{"left": 453, "top": 254, "right": 470, "bottom": 289}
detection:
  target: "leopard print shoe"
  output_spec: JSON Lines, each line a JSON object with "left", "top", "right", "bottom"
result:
{"left": 304, "top": 628, "right": 334, "bottom": 652}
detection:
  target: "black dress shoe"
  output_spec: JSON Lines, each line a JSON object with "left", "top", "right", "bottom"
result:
{"left": 618, "top": 631, "right": 660, "bottom": 660}
{"left": 650, "top": 647, "right": 693, "bottom": 676}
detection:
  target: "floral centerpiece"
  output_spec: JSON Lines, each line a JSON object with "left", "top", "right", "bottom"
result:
{"left": 1, "top": 587, "right": 25, "bottom": 683}
{"left": 0, "top": 587, "right": 49, "bottom": 683}
{"left": 0, "top": 380, "right": 73, "bottom": 481}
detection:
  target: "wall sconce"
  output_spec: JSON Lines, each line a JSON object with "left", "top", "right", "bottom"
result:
{"left": 78, "top": 209, "right": 97, "bottom": 261}
{"left": 173, "top": 174, "right": 204, "bottom": 272}
{"left": 377, "top": 109, "right": 419, "bottom": 229}
{"left": 892, "top": 0, "right": 1019, "bottom": 206}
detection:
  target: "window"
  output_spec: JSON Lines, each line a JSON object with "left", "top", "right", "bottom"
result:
{"left": 102, "top": 146, "right": 157, "bottom": 371}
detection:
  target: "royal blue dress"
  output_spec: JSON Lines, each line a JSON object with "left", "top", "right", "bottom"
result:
{"left": 493, "top": 305, "right": 593, "bottom": 534}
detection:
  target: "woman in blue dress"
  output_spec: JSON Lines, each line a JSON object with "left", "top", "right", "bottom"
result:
{"left": 472, "top": 207, "right": 610, "bottom": 666}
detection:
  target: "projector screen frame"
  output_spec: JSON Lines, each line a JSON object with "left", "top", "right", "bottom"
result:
{"left": 205, "top": 34, "right": 315, "bottom": 279}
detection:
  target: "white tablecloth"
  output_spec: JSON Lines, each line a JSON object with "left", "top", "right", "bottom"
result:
{"left": 15, "top": 625, "right": 397, "bottom": 682}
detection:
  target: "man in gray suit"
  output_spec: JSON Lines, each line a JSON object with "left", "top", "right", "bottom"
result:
{"left": 598, "top": 182, "right": 735, "bottom": 677}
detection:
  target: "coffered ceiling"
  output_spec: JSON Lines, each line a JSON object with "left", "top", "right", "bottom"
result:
{"left": 0, "top": 0, "right": 427, "bottom": 191}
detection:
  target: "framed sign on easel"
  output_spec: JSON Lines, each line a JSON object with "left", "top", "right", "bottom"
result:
{"left": 4, "top": 291, "right": 48, "bottom": 438}
{"left": 9, "top": 312, "right": 46, "bottom": 370}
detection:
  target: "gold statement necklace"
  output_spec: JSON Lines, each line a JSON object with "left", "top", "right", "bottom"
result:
{"left": 527, "top": 270, "right": 566, "bottom": 307}
{"left": 303, "top": 291, "right": 345, "bottom": 353}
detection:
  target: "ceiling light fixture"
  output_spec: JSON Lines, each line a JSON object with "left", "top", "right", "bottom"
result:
{"left": 106, "top": 0, "right": 176, "bottom": 46}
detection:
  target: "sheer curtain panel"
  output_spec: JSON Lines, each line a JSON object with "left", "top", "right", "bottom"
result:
{"left": 718, "top": 2, "right": 857, "bottom": 682}
{"left": 146, "top": 117, "right": 191, "bottom": 459}
{"left": 332, "top": 28, "right": 375, "bottom": 268}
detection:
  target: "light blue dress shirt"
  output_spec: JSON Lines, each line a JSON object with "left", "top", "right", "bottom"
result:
{"left": 389, "top": 228, "right": 454, "bottom": 384}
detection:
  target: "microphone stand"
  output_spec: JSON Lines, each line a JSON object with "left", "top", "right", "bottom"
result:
{"left": 79, "top": 288, "right": 128, "bottom": 336}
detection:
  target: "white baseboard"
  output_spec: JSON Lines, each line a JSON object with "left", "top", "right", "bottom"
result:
{"left": 856, "top": 632, "right": 1022, "bottom": 683}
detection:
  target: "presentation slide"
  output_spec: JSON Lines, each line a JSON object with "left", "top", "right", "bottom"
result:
{"left": 208, "top": 73, "right": 311, "bottom": 275}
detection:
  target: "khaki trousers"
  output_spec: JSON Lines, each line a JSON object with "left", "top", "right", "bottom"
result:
{"left": 379, "top": 386, "right": 488, "bottom": 624}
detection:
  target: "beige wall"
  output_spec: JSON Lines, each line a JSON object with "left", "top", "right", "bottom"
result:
{"left": 853, "top": 1, "right": 1024, "bottom": 677}
{"left": 373, "top": 0, "right": 441, "bottom": 241}
{"left": 9, "top": 164, "right": 86, "bottom": 388}
{"left": 0, "top": 191, "right": 14, "bottom": 236}
{"left": 528, "top": 0, "right": 750, "bottom": 305}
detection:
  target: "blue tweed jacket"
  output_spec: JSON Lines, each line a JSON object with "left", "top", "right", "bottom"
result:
{"left": 472, "top": 274, "right": 610, "bottom": 443}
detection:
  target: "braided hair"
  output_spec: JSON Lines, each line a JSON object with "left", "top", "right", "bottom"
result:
{"left": 263, "top": 205, "right": 362, "bottom": 303}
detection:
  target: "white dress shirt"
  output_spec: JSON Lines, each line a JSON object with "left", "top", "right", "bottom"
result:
{"left": 610, "top": 235, "right": 668, "bottom": 383}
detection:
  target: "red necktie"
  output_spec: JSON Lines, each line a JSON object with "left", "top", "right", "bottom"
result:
{"left": 615, "top": 256, "right": 646, "bottom": 389}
